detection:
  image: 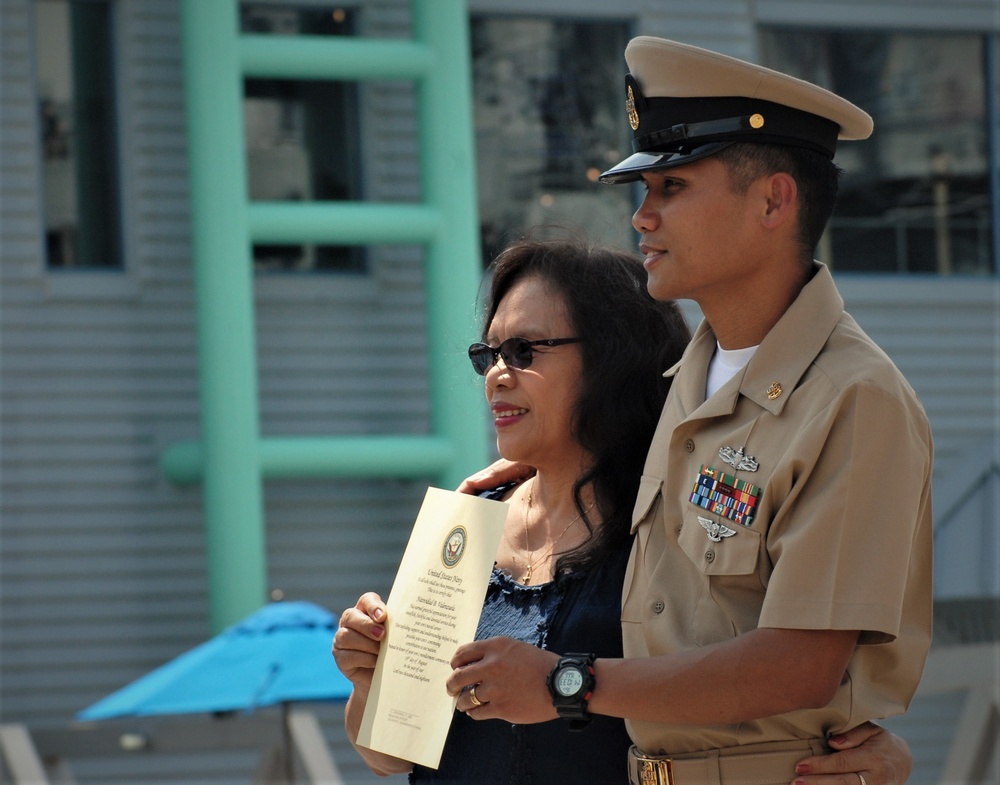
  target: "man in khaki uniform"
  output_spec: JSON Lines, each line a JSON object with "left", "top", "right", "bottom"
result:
{"left": 449, "top": 36, "right": 932, "bottom": 785}
{"left": 605, "top": 36, "right": 932, "bottom": 782}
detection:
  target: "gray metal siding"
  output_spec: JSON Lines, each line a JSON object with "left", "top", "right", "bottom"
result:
{"left": 1, "top": 0, "right": 997, "bottom": 783}
{"left": 2, "top": 0, "right": 430, "bottom": 780}
{"left": 0, "top": 0, "right": 432, "bottom": 744}
{"left": 3, "top": 0, "right": 209, "bottom": 730}
{"left": 755, "top": 0, "right": 1000, "bottom": 30}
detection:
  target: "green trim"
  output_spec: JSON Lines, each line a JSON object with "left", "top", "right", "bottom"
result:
{"left": 240, "top": 34, "right": 433, "bottom": 80}
{"left": 248, "top": 203, "right": 441, "bottom": 245}
{"left": 162, "top": 437, "right": 456, "bottom": 484}
{"left": 180, "top": 0, "right": 266, "bottom": 632}
{"left": 174, "top": 0, "right": 487, "bottom": 632}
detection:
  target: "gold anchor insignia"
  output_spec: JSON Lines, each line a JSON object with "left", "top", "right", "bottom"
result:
{"left": 767, "top": 381, "right": 783, "bottom": 400}
{"left": 627, "top": 85, "right": 640, "bottom": 131}
{"left": 750, "top": 113, "right": 765, "bottom": 129}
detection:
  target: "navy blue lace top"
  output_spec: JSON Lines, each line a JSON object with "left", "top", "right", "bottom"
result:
{"left": 409, "top": 486, "right": 633, "bottom": 785}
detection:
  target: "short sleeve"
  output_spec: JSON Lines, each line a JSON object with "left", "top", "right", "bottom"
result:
{"left": 758, "top": 380, "right": 933, "bottom": 642}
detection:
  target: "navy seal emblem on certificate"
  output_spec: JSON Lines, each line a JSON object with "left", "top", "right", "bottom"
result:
{"left": 441, "top": 526, "right": 467, "bottom": 568}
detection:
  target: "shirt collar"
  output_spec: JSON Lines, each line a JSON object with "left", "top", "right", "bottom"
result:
{"left": 664, "top": 263, "right": 845, "bottom": 416}
{"left": 740, "top": 262, "right": 844, "bottom": 414}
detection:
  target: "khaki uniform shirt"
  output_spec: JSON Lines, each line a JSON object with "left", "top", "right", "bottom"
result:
{"left": 622, "top": 264, "right": 934, "bottom": 755}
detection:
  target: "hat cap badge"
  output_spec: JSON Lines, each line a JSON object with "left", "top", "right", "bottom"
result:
{"left": 598, "top": 37, "right": 874, "bottom": 185}
{"left": 626, "top": 84, "right": 640, "bottom": 131}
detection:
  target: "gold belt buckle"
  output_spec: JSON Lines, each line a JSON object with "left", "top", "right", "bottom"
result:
{"left": 637, "top": 757, "right": 674, "bottom": 785}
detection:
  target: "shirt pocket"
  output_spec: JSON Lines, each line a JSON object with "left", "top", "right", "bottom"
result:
{"left": 621, "top": 475, "right": 663, "bottom": 627}
{"left": 677, "top": 507, "right": 761, "bottom": 576}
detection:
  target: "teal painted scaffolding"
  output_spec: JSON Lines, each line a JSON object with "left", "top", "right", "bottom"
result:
{"left": 165, "top": 0, "right": 489, "bottom": 632}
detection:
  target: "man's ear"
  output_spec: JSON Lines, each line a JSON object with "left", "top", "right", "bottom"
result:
{"left": 760, "top": 172, "right": 798, "bottom": 229}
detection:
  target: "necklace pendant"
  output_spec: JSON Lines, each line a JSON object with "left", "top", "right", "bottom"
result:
{"left": 523, "top": 564, "right": 531, "bottom": 585}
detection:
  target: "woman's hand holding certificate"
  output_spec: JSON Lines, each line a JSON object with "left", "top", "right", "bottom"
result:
{"left": 355, "top": 487, "right": 507, "bottom": 769}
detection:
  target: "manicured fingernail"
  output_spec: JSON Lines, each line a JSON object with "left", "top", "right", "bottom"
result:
{"left": 372, "top": 625, "right": 384, "bottom": 639}
{"left": 373, "top": 608, "right": 385, "bottom": 621}
{"left": 795, "top": 764, "right": 810, "bottom": 774}
{"left": 829, "top": 735, "right": 846, "bottom": 745}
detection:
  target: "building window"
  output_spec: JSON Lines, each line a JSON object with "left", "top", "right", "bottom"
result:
{"left": 760, "top": 28, "right": 995, "bottom": 275}
{"left": 241, "top": 4, "right": 364, "bottom": 273}
{"left": 471, "top": 17, "right": 633, "bottom": 262}
{"left": 35, "top": 0, "right": 122, "bottom": 269}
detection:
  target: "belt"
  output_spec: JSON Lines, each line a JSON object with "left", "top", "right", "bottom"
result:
{"left": 628, "top": 739, "right": 829, "bottom": 785}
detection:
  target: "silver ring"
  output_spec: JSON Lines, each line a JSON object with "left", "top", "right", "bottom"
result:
{"left": 858, "top": 773, "right": 868, "bottom": 785}
{"left": 469, "top": 684, "right": 483, "bottom": 707}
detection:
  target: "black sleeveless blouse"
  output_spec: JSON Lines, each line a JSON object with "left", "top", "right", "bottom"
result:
{"left": 410, "top": 487, "right": 632, "bottom": 785}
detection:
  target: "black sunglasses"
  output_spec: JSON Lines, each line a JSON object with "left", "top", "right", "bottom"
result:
{"left": 468, "top": 337, "right": 581, "bottom": 376}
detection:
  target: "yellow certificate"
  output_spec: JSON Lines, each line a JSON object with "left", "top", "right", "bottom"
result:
{"left": 356, "top": 486, "right": 508, "bottom": 769}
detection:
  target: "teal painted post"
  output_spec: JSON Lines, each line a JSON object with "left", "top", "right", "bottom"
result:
{"left": 412, "top": 0, "right": 492, "bottom": 490}
{"left": 180, "top": 0, "right": 267, "bottom": 632}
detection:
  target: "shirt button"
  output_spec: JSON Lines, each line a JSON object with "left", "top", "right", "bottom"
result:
{"left": 684, "top": 439, "right": 695, "bottom": 453}
{"left": 652, "top": 600, "right": 665, "bottom": 614}
{"left": 705, "top": 550, "right": 716, "bottom": 563}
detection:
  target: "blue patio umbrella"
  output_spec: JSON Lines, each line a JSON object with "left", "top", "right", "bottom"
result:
{"left": 78, "top": 601, "right": 352, "bottom": 720}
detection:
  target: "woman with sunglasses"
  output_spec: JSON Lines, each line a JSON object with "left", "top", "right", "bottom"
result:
{"left": 333, "top": 238, "right": 912, "bottom": 784}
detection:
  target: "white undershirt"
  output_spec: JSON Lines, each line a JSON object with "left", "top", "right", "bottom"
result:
{"left": 706, "top": 342, "right": 759, "bottom": 399}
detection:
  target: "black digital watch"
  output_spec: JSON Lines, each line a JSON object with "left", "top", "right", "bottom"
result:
{"left": 545, "top": 652, "right": 596, "bottom": 731}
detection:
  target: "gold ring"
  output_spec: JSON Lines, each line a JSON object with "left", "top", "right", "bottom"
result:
{"left": 469, "top": 684, "right": 483, "bottom": 707}
{"left": 859, "top": 773, "right": 868, "bottom": 785}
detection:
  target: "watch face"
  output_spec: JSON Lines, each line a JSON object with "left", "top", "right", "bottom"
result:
{"left": 555, "top": 667, "right": 584, "bottom": 696}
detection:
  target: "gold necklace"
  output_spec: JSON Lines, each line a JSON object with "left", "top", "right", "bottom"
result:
{"left": 516, "top": 478, "right": 593, "bottom": 585}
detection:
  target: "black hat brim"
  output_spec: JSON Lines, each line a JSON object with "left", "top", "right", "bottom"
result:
{"left": 599, "top": 142, "right": 733, "bottom": 184}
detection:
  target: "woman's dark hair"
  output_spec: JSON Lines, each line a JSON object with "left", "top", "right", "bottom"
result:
{"left": 481, "top": 237, "right": 691, "bottom": 575}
